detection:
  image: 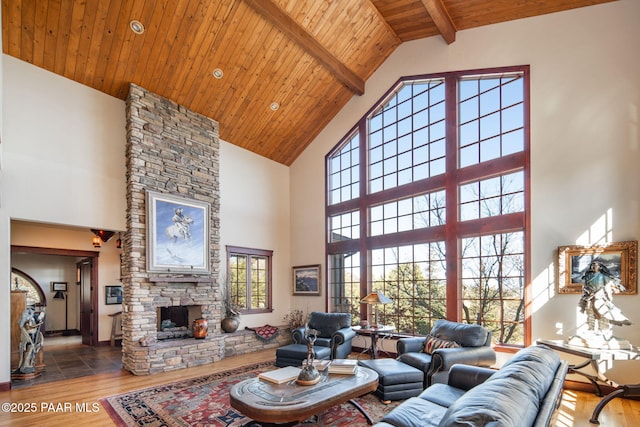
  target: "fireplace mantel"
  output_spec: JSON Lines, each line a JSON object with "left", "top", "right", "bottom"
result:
{"left": 148, "top": 276, "right": 213, "bottom": 286}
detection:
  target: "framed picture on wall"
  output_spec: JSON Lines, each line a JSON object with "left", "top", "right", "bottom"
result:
{"left": 292, "top": 265, "right": 321, "bottom": 296}
{"left": 557, "top": 240, "right": 637, "bottom": 294}
{"left": 146, "top": 190, "right": 210, "bottom": 274}
{"left": 51, "top": 282, "right": 67, "bottom": 292}
{"left": 105, "top": 286, "right": 123, "bottom": 305}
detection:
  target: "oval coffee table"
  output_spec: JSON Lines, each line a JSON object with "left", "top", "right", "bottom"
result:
{"left": 230, "top": 365, "right": 379, "bottom": 425}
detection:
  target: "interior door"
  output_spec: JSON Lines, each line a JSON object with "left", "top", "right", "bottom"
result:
{"left": 78, "top": 258, "right": 94, "bottom": 345}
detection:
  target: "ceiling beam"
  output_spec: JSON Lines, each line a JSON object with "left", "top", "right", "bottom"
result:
{"left": 243, "top": 0, "right": 365, "bottom": 95}
{"left": 421, "top": 0, "right": 456, "bottom": 44}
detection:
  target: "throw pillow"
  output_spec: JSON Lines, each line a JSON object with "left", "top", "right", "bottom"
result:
{"left": 422, "top": 334, "right": 461, "bottom": 354}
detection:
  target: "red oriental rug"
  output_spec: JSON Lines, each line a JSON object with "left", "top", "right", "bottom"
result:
{"left": 100, "top": 361, "right": 398, "bottom": 426}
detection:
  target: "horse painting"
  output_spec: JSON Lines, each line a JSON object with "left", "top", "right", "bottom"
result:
{"left": 164, "top": 214, "right": 194, "bottom": 261}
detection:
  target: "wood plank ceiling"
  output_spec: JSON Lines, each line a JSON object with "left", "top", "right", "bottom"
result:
{"left": 2, "top": 0, "right": 614, "bottom": 165}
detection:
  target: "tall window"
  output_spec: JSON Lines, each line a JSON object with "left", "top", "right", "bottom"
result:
{"left": 326, "top": 66, "right": 529, "bottom": 346}
{"left": 226, "top": 246, "right": 273, "bottom": 313}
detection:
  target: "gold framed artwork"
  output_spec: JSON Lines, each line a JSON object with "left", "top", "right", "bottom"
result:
{"left": 557, "top": 240, "right": 637, "bottom": 294}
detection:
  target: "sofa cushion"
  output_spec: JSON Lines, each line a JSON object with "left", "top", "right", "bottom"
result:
{"left": 439, "top": 345, "right": 562, "bottom": 427}
{"left": 418, "top": 383, "right": 465, "bottom": 408}
{"left": 308, "top": 312, "right": 351, "bottom": 338}
{"left": 422, "top": 334, "right": 461, "bottom": 354}
{"left": 379, "top": 397, "right": 448, "bottom": 427}
{"left": 440, "top": 377, "right": 540, "bottom": 427}
{"left": 488, "top": 344, "right": 560, "bottom": 402}
{"left": 430, "top": 319, "right": 488, "bottom": 347}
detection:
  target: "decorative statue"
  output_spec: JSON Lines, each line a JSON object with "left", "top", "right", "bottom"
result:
{"left": 297, "top": 325, "right": 321, "bottom": 384}
{"left": 574, "top": 261, "right": 631, "bottom": 348}
{"left": 15, "top": 306, "right": 45, "bottom": 375}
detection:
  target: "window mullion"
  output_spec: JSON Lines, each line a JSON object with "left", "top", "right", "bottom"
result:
{"left": 358, "top": 118, "right": 369, "bottom": 318}
{"left": 444, "top": 74, "right": 460, "bottom": 320}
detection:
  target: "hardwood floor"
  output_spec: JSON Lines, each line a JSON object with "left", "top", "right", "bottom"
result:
{"left": 1, "top": 348, "right": 639, "bottom": 426}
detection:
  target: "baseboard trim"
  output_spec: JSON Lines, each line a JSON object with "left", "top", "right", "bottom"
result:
{"left": 0, "top": 381, "right": 11, "bottom": 391}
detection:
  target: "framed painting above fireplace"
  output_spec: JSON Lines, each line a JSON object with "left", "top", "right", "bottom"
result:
{"left": 146, "top": 191, "right": 210, "bottom": 274}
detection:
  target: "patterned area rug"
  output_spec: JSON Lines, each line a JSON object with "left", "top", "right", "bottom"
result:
{"left": 100, "top": 361, "right": 399, "bottom": 426}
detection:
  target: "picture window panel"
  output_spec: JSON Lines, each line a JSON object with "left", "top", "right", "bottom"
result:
{"left": 328, "top": 67, "right": 528, "bottom": 346}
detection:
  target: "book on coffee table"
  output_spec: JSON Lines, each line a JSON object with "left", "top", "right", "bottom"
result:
{"left": 258, "top": 366, "right": 301, "bottom": 384}
{"left": 328, "top": 359, "right": 358, "bottom": 374}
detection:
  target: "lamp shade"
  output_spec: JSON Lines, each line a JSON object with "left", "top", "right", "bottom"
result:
{"left": 360, "top": 291, "right": 392, "bottom": 305}
{"left": 53, "top": 290, "right": 65, "bottom": 300}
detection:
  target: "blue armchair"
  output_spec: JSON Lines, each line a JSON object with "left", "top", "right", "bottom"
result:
{"left": 396, "top": 319, "right": 496, "bottom": 387}
{"left": 292, "top": 312, "right": 356, "bottom": 359}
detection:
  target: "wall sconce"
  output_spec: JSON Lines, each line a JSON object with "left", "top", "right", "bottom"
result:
{"left": 91, "top": 229, "right": 116, "bottom": 248}
{"left": 116, "top": 233, "right": 122, "bottom": 249}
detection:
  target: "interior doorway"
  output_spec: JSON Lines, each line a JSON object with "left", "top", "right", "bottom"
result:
{"left": 11, "top": 246, "right": 100, "bottom": 345}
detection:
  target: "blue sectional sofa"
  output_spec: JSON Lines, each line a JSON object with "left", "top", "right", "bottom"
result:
{"left": 375, "top": 344, "right": 568, "bottom": 427}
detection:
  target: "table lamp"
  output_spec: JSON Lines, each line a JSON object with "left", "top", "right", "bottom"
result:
{"left": 360, "top": 291, "right": 392, "bottom": 328}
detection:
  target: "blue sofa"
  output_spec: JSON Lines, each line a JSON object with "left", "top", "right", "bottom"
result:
{"left": 375, "top": 345, "right": 568, "bottom": 427}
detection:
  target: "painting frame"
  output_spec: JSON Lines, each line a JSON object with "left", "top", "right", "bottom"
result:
{"left": 146, "top": 190, "right": 210, "bottom": 274}
{"left": 292, "top": 264, "right": 321, "bottom": 296}
{"left": 105, "top": 285, "right": 123, "bottom": 305}
{"left": 51, "top": 281, "right": 68, "bottom": 292}
{"left": 557, "top": 240, "right": 637, "bottom": 294}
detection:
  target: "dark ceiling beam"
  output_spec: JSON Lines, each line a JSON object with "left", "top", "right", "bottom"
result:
{"left": 421, "top": 0, "right": 456, "bottom": 44}
{"left": 243, "top": 0, "right": 365, "bottom": 95}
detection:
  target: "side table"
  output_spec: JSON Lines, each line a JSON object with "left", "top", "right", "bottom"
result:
{"left": 537, "top": 339, "right": 640, "bottom": 424}
{"left": 353, "top": 325, "right": 395, "bottom": 359}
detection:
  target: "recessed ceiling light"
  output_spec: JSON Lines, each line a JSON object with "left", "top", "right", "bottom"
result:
{"left": 212, "top": 68, "right": 224, "bottom": 79}
{"left": 130, "top": 20, "right": 145, "bottom": 35}
{"left": 270, "top": 102, "right": 280, "bottom": 111}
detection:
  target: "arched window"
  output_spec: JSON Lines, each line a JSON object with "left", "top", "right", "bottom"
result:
{"left": 11, "top": 268, "right": 46, "bottom": 307}
{"left": 326, "top": 66, "right": 530, "bottom": 347}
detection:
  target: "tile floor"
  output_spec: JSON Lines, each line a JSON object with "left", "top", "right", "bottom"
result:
{"left": 12, "top": 335, "right": 123, "bottom": 389}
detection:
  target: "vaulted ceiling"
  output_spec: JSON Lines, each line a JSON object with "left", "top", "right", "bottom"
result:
{"left": 2, "top": 0, "right": 614, "bottom": 165}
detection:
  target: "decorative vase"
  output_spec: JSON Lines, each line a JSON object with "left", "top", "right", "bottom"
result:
{"left": 193, "top": 318, "right": 208, "bottom": 339}
{"left": 221, "top": 316, "right": 240, "bottom": 333}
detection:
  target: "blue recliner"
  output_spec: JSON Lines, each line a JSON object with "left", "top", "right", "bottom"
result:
{"left": 292, "top": 312, "right": 356, "bottom": 360}
{"left": 396, "top": 319, "right": 496, "bottom": 387}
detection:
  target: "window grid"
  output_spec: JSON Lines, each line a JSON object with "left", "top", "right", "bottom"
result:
{"left": 370, "top": 243, "right": 447, "bottom": 335}
{"left": 459, "top": 171, "right": 524, "bottom": 221}
{"left": 460, "top": 233, "right": 525, "bottom": 345}
{"left": 329, "top": 211, "right": 360, "bottom": 242}
{"left": 369, "top": 80, "right": 446, "bottom": 194}
{"left": 459, "top": 74, "right": 524, "bottom": 168}
{"left": 369, "top": 190, "right": 446, "bottom": 236}
{"left": 250, "top": 256, "right": 268, "bottom": 309}
{"left": 328, "top": 252, "right": 361, "bottom": 322}
{"left": 328, "top": 133, "right": 359, "bottom": 205}
{"left": 326, "top": 66, "right": 529, "bottom": 346}
{"left": 227, "top": 246, "right": 272, "bottom": 313}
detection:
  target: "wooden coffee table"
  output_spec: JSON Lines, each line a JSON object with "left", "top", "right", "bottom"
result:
{"left": 229, "top": 366, "right": 379, "bottom": 425}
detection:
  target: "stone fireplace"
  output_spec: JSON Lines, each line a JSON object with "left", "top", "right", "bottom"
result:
{"left": 121, "top": 84, "right": 224, "bottom": 375}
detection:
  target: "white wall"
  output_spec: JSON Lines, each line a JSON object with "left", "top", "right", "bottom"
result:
{"left": 290, "top": 0, "right": 640, "bottom": 348}
{"left": 219, "top": 141, "right": 292, "bottom": 328}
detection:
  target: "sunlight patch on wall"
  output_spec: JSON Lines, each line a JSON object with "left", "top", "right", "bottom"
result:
{"left": 531, "top": 261, "right": 555, "bottom": 314}
{"left": 575, "top": 208, "right": 613, "bottom": 246}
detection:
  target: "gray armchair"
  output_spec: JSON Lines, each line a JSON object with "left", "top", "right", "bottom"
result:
{"left": 396, "top": 319, "right": 496, "bottom": 387}
{"left": 292, "top": 312, "right": 356, "bottom": 359}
